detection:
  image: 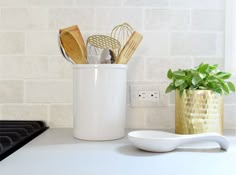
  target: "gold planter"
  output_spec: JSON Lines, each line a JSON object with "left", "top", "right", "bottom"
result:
{"left": 175, "top": 90, "right": 224, "bottom": 134}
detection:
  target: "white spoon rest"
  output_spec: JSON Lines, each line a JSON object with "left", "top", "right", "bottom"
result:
{"left": 128, "top": 130, "right": 229, "bottom": 153}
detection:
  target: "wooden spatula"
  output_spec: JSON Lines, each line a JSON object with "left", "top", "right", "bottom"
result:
{"left": 115, "top": 31, "right": 143, "bottom": 64}
{"left": 60, "top": 25, "right": 87, "bottom": 64}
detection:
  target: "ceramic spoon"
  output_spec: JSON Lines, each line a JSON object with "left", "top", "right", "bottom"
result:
{"left": 128, "top": 130, "right": 229, "bottom": 153}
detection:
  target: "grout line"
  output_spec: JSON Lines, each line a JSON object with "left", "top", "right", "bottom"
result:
{"left": 46, "top": 104, "right": 50, "bottom": 125}
{"left": 23, "top": 79, "right": 26, "bottom": 104}
{"left": 168, "top": 31, "right": 171, "bottom": 57}
{"left": 94, "top": 7, "right": 97, "bottom": 31}
{"left": 0, "top": 78, "right": 73, "bottom": 81}
{"left": 142, "top": 56, "right": 146, "bottom": 81}
{"left": 190, "top": 56, "right": 194, "bottom": 67}
{"left": 143, "top": 30, "right": 224, "bottom": 33}
{"left": 142, "top": 7, "right": 145, "bottom": 32}
{"left": 0, "top": 104, "right": 2, "bottom": 120}
{"left": 24, "top": 32, "right": 27, "bottom": 56}
{"left": 0, "top": 103, "right": 72, "bottom": 106}
{"left": 224, "top": 104, "right": 236, "bottom": 107}
{"left": 188, "top": 8, "right": 191, "bottom": 31}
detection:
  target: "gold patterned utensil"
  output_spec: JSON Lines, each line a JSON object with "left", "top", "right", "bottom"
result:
{"left": 87, "top": 35, "right": 121, "bottom": 56}
{"left": 115, "top": 31, "right": 143, "bottom": 64}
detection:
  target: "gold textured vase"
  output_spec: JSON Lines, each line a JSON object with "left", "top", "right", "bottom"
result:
{"left": 175, "top": 90, "right": 224, "bottom": 134}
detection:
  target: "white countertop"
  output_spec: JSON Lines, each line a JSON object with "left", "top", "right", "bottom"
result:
{"left": 1, "top": 129, "right": 236, "bottom": 175}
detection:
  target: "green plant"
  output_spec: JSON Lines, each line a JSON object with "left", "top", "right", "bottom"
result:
{"left": 165, "top": 63, "right": 236, "bottom": 96}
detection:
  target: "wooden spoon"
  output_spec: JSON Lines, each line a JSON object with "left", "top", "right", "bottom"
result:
{"left": 60, "top": 25, "right": 87, "bottom": 64}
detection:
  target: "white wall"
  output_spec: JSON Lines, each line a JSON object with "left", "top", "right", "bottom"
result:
{"left": 0, "top": 0, "right": 235, "bottom": 129}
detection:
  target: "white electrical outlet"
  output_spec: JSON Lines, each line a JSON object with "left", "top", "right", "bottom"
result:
{"left": 138, "top": 90, "right": 159, "bottom": 101}
{"left": 130, "top": 84, "right": 161, "bottom": 107}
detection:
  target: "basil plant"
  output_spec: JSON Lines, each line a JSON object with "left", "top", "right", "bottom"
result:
{"left": 165, "top": 63, "right": 236, "bottom": 96}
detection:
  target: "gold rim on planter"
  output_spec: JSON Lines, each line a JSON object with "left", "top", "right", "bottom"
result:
{"left": 175, "top": 90, "right": 224, "bottom": 134}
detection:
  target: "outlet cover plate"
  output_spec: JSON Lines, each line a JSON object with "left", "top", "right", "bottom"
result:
{"left": 130, "top": 84, "right": 166, "bottom": 107}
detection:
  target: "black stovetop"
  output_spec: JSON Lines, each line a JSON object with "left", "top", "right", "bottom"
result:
{"left": 0, "top": 120, "right": 48, "bottom": 161}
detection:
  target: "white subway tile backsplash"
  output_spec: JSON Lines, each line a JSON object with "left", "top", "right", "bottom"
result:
{"left": 0, "top": 8, "right": 48, "bottom": 31}
{"left": 0, "top": 8, "right": 28, "bottom": 30}
{"left": 49, "top": 8, "right": 95, "bottom": 31}
{"left": 0, "top": 56, "right": 49, "bottom": 79}
{"left": 0, "top": 56, "right": 25, "bottom": 79}
{"left": 95, "top": 8, "right": 142, "bottom": 31}
{"left": 48, "top": 56, "right": 72, "bottom": 79}
{"left": 225, "top": 94, "right": 236, "bottom": 104}
{"left": 23, "top": 56, "right": 48, "bottom": 79}
{"left": 216, "top": 33, "right": 224, "bottom": 57}
{"left": 0, "top": 32, "right": 25, "bottom": 54}
{"left": 29, "top": 0, "right": 74, "bottom": 7}
{"left": 0, "top": 0, "right": 28, "bottom": 7}
{"left": 27, "top": 32, "right": 59, "bottom": 55}
{"left": 169, "top": 9, "right": 190, "bottom": 30}
{"left": 123, "top": 0, "right": 169, "bottom": 7}
{"left": 138, "top": 32, "right": 169, "bottom": 56}
{"left": 127, "top": 105, "right": 175, "bottom": 129}
{"left": 145, "top": 57, "right": 193, "bottom": 81}
{"left": 224, "top": 105, "right": 236, "bottom": 129}
{"left": 28, "top": 8, "right": 49, "bottom": 30}
{"left": 193, "top": 57, "right": 224, "bottom": 70}
{"left": 171, "top": 0, "right": 225, "bottom": 9}
{"left": 127, "top": 56, "right": 144, "bottom": 81}
{"left": 191, "top": 10, "right": 224, "bottom": 31}
{"left": 145, "top": 9, "right": 190, "bottom": 31}
{"left": 0, "top": 80, "right": 23, "bottom": 103}
{"left": 126, "top": 107, "right": 146, "bottom": 128}
{"left": 0, "top": 0, "right": 233, "bottom": 129}
{"left": 49, "top": 104, "right": 73, "bottom": 128}
{"left": 25, "top": 80, "right": 72, "bottom": 103}
{"left": 1, "top": 104, "right": 48, "bottom": 121}
{"left": 144, "top": 107, "right": 175, "bottom": 129}
{"left": 76, "top": 0, "right": 121, "bottom": 7}
{"left": 169, "top": 92, "right": 175, "bottom": 105}
{"left": 171, "top": 32, "right": 217, "bottom": 56}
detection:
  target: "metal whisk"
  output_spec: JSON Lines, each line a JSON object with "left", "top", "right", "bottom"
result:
{"left": 111, "top": 23, "right": 134, "bottom": 53}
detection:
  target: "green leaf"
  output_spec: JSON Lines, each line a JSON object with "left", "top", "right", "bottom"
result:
{"left": 175, "top": 79, "right": 185, "bottom": 87}
{"left": 173, "top": 70, "right": 185, "bottom": 78}
{"left": 165, "top": 84, "right": 175, "bottom": 93}
{"left": 221, "top": 82, "right": 229, "bottom": 95}
{"left": 192, "top": 76, "right": 201, "bottom": 85}
{"left": 167, "top": 69, "right": 173, "bottom": 79}
{"left": 209, "top": 64, "right": 218, "bottom": 71}
{"left": 227, "top": 81, "right": 236, "bottom": 92}
{"left": 199, "top": 86, "right": 207, "bottom": 90}
{"left": 215, "top": 72, "right": 231, "bottom": 80}
{"left": 207, "top": 82, "right": 215, "bottom": 89}
{"left": 214, "top": 88, "right": 223, "bottom": 95}
{"left": 199, "top": 73, "right": 206, "bottom": 79}
{"left": 198, "top": 63, "right": 209, "bottom": 73}
{"left": 179, "top": 82, "right": 188, "bottom": 90}
{"left": 179, "top": 90, "right": 184, "bottom": 97}
{"left": 207, "top": 75, "right": 216, "bottom": 81}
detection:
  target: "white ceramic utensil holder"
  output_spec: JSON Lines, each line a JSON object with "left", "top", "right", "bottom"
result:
{"left": 73, "top": 64, "right": 127, "bottom": 140}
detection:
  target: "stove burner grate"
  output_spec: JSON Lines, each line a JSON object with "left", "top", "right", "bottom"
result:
{"left": 0, "top": 121, "right": 48, "bottom": 161}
